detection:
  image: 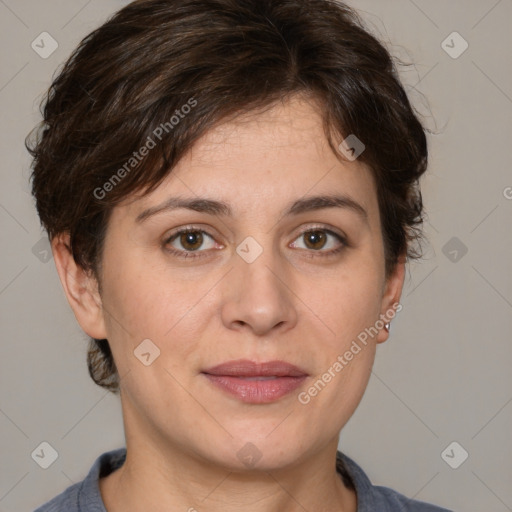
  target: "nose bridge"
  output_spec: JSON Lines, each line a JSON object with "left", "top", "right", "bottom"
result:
{"left": 235, "top": 238, "right": 287, "bottom": 303}
{"left": 221, "top": 236, "right": 298, "bottom": 334}
{"left": 240, "top": 248, "right": 282, "bottom": 294}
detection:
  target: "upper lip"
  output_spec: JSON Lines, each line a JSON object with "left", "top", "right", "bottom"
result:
{"left": 202, "top": 359, "right": 308, "bottom": 377}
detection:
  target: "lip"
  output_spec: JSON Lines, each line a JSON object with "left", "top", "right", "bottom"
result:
{"left": 202, "top": 359, "right": 308, "bottom": 377}
{"left": 201, "top": 359, "right": 309, "bottom": 404}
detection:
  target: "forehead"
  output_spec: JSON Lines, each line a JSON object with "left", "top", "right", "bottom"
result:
{"left": 115, "top": 96, "right": 379, "bottom": 225}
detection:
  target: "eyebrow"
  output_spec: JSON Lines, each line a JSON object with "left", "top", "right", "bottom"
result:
{"left": 135, "top": 194, "right": 368, "bottom": 224}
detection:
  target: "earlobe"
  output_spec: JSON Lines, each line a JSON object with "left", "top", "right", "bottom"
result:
{"left": 51, "top": 232, "right": 108, "bottom": 340}
{"left": 376, "top": 254, "right": 406, "bottom": 344}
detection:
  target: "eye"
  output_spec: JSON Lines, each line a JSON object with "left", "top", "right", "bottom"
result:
{"left": 163, "top": 225, "right": 347, "bottom": 260}
{"left": 164, "top": 228, "right": 218, "bottom": 258}
{"left": 290, "top": 228, "right": 347, "bottom": 256}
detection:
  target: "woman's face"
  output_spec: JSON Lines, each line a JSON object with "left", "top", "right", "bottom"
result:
{"left": 72, "top": 95, "right": 404, "bottom": 470}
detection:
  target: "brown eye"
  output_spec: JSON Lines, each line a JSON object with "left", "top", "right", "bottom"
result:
{"left": 165, "top": 229, "right": 216, "bottom": 255}
{"left": 303, "top": 230, "right": 327, "bottom": 250}
{"left": 290, "top": 228, "right": 347, "bottom": 256}
{"left": 179, "top": 231, "right": 203, "bottom": 251}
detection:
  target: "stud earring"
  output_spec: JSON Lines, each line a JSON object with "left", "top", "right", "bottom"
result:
{"left": 384, "top": 322, "right": 390, "bottom": 333}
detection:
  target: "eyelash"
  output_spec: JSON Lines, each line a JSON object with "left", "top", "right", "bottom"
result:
{"left": 163, "top": 225, "right": 348, "bottom": 261}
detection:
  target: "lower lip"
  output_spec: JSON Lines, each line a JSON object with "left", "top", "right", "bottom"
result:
{"left": 202, "top": 374, "right": 307, "bottom": 403}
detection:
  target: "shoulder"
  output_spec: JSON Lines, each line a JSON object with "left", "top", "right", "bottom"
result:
{"left": 33, "top": 448, "right": 126, "bottom": 512}
{"left": 337, "top": 452, "right": 453, "bottom": 512}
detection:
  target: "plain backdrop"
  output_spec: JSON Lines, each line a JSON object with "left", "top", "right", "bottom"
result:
{"left": 1, "top": 1, "right": 511, "bottom": 511}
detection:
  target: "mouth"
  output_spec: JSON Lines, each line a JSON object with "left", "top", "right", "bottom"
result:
{"left": 201, "top": 359, "right": 308, "bottom": 403}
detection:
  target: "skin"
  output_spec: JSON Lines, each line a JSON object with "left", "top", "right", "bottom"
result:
{"left": 52, "top": 93, "right": 405, "bottom": 512}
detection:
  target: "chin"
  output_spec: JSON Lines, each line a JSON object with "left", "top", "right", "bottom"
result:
{"left": 196, "top": 434, "right": 310, "bottom": 473}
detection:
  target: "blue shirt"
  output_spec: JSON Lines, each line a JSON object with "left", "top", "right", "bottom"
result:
{"left": 34, "top": 448, "right": 452, "bottom": 511}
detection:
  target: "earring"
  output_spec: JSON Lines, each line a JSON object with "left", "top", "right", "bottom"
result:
{"left": 384, "top": 322, "right": 390, "bottom": 333}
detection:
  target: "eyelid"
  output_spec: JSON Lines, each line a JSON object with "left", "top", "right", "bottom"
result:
{"left": 290, "top": 223, "right": 347, "bottom": 242}
{"left": 164, "top": 224, "right": 223, "bottom": 243}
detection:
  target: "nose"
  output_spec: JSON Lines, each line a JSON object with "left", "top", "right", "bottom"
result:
{"left": 220, "top": 245, "right": 298, "bottom": 337}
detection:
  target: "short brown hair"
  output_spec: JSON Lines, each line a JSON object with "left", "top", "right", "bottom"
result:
{"left": 27, "top": 0, "right": 429, "bottom": 393}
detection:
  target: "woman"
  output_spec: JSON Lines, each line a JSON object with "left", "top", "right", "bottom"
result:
{"left": 27, "top": 0, "right": 451, "bottom": 510}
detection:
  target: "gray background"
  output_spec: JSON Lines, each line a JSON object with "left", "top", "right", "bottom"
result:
{"left": 1, "top": 1, "right": 511, "bottom": 511}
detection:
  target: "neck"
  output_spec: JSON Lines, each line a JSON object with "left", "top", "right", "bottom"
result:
{"left": 100, "top": 401, "right": 357, "bottom": 512}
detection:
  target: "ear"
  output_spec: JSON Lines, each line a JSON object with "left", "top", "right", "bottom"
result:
{"left": 375, "top": 252, "right": 406, "bottom": 344}
{"left": 51, "top": 232, "right": 108, "bottom": 340}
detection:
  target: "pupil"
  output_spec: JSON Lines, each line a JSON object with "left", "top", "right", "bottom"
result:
{"left": 306, "top": 231, "right": 325, "bottom": 249}
{"left": 182, "top": 231, "right": 202, "bottom": 250}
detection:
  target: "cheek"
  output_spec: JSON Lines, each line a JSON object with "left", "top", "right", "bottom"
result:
{"left": 314, "top": 351, "right": 376, "bottom": 431}
{"left": 295, "top": 263, "right": 382, "bottom": 409}
{"left": 100, "top": 256, "right": 217, "bottom": 372}
{"left": 298, "top": 278, "right": 380, "bottom": 426}
{"left": 305, "top": 263, "right": 383, "bottom": 349}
